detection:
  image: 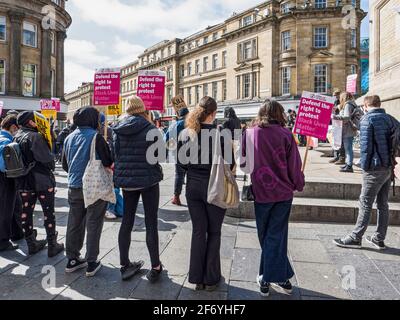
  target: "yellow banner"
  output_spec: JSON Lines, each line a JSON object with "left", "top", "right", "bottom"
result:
{"left": 33, "top": 111, "right": 52, "bottom": 150}
{"left": 108, "top": 96, "right": 122, "bottom": 116}
{"left": 41, "top": 110, "right": 57, "bottom": 121}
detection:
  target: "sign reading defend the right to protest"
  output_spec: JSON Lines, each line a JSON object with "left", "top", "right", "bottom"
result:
{"left": 137, "top": 70, "right": 166, "bottom": 111}
{"left": 94, "top": 68, "right": 121, "bottom": 106}
{"left": 294, "top": 91, "right": 336, "bottom": 140}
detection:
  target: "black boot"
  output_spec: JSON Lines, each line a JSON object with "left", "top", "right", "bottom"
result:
{"left": 26, "top": 229, "right": 47, "bottom": 255}
{"left": 47, "top": 231, "right": 64, "bottom": 258}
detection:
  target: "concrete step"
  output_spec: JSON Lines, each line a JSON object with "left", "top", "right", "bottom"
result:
{"left": 227, "top": 198, "right": 400, "bottom": 225}
{"left": 298, "top": 180, "right": 400, "bottom": 202}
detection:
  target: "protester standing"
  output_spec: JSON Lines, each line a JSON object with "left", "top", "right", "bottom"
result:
{"left": 242, "top": 100, "right": 305, "bottom": 297}
{"left": 165, "top": 107, "right": 189, "bottom": 206}
{"left": 332, "top": 92, "right": 358, "bottom": 172}
{"left": 113, "top": 96, "right": 164, "bottom": 282}
{"left": 0, "top": 115, "right": 20, "bottom": 251}
{"left": 62, "top": 107, "right": 113, "bottom": 277}
{"left": 14, "top": 111, "right": 64, "bottom": 257}
{"left": 334, "top": 95, "right": 399, "bottom": 250}
{"left": 180, "top": 96, "right": 227, "bottom": 291}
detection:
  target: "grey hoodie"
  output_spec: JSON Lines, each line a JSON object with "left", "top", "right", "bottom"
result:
{"left": 333, "top": 100, "right": 358, "bottom": 138}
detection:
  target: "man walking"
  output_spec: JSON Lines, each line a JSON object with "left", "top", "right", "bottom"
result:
{"left": 0, "top": 115, "right": 20, "bottom": 251}
{"left": 62, "top": 107, "right": 113, "bottom": 277}
{"left": 333, "top": 95, "right": 399, "bottom": 250}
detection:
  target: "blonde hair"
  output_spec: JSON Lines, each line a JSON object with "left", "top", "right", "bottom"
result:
{"left": 339, "top": 92, "right": 354, "bottom": 110}
{"left": 185, "top": 96, "right": 218, "bottom": 133}
{"left": 126, "top": 95, "right": 146, "bottom": 115}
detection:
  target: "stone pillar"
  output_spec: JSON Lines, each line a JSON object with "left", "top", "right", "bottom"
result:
{"left": 56, "top": 31, "right": 66, "bottom": 99}
{"left": 8, "top": 10, "right": 24, "bottom": 96}
{"left": 40, "top": 29, "right": 52, "bottom": 98}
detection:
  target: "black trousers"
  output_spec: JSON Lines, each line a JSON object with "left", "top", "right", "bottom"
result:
{"left": 0, "top": 172, "right": 17, "bottom": 247}
{"left": 186, "top": 175, "right": 226, "bottom": 286}
{"left": 20, "top": 189, "right": 56, "bottom": 238}
{"left": 11, "top": 194, "right": 24, "bottom": 240}
{"left": 119, "top": 184, "right": 160, "bottom": 268}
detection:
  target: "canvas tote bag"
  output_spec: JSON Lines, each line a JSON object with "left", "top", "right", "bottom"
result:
{"left": 82, "top": 134, "right": 116, "bottom": 208}
{"left": 207, "top": 128, "right": 240, "bottom": 209}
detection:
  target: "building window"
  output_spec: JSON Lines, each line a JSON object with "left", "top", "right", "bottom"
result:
{"left": 314, "top": 64, "right": 328, "bottom": 93}
{"left": 187, "top": 87, "right": 192, "bottom": 105}
{"left": 134, "top": 79, "right": 137, "bottom": 90}
{"left": 212, "top": 54, "right": 218, "bottom": 70}
{"left": 180, "top": 65, "right": 185, "bottom": 78}
{"left": 222, "top": 51, "right": 227, "bottom": 68}
{"left": 236, "top": 76, "right": 241, "bottom": 99}
{"left": 212, "top": 82, "right": 218, "bottom": 100}
{"left": 350, "top": 64, "right": 357, "bottom": 75}
{"left": 315, "top": 0, "right": 327, "bottom": 9}
{"left": 167, "top": 66, "right": 173, "bottom": 81}
{"left": 0, "top": 16, "right": 6, "bottom": 41}
{"left": 50, "top": 32, "right": 56, "bottom": 55}
{"left": 222, "top": 80, "right": 227, "bottom": 101}
{"left": 195, "top": 85, "right": 200, "bottom": 104}
{"left": 203, "top": 57, "right": 208, "bottom": 72}
{"left": 168, "top": 46, "right": 172, "bottom": 56}
{"left": 238, "top": 38, "right": 257, "bottom": 62}
{"left": 243, "top": 74, "right": 251, "bottom": 98}
{"left": 187, "top": 62, "right": 192, "bottom": 76}
{"left": 350, "top": 28, "right": 357, "bottom": 48}
{"left": 242, "top": 15, "right": 253, "bottom": 27}
{"left": 281, "top": 2, "right": 291, "bottom": 13}
{"left": 282, "top": 67, "right": 291, "bottom": 95}
{"left": 203, "top": 83, "right": 209, "bottom": 97}
{"left": 23, "top": 22, "right": 37, "bottom": 47}
{"left": 351, "top": 0, "right": 356, "bottom": 7}
{"left": 161, "top": 49, "right": 164, "bottom": 59}
{"left": 314, "top": 27, "right": 328, "bottom": 48}
{"left": 51, "top": 69, "right": 55, "bottom": 97}
{"left": 281, "top": 31, "right": 291, "bottom": 51}
{"left": 0, "top": 60, "right": 5, "bottom": 94}
{"left": 195, "top": 60, "right": 200, "bottom": 74}
{"left": 213, "top": 32, "right": 218, "bottom": 41}
{"left": 22, "top": 64, "right": 37, "bottom": 97}
{"left": 195, "top": 40, "right": 199, "bottom": 47}
{"left": 167, "top": 87, "right": 173, "bottom": 105}
{"left": 252, "top": 72, "right": 258, "bottom": 97}
{"left": 203, "top": 36, "right": 208, "bottom": 45}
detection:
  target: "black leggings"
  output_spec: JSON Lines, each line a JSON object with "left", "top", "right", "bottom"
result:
{"left": 20, "top": 189, "right": 56, "bottom": 238}
{"left": 118, "top": 184, "right": 160, "bottom": 268}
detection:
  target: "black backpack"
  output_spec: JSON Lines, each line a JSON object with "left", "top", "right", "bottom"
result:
{"left": 350, "top": 105, "right": 365, "bottom": 131}
{"left": 3, "top": 133, "right": 35, "bottom": 178}
{"left": 389, "top": 117, "right": 400, "bottom": 195}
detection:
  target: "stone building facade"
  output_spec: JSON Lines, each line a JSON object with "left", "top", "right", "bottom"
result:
{"left": 64, "top": 82, "right": 93, "bottom": 120}
{"left": 121, "top": 0, "right": 367, "bottom": 120}
{"left": 368, "top": 0, "right": 400, "bottom": 119}
{"left": 0, "top": 0, "right": 71, "bottom": 116}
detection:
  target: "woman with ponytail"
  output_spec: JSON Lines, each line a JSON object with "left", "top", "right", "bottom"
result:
{"left": 180, "top": 96, "right": 227, "bottom": 291}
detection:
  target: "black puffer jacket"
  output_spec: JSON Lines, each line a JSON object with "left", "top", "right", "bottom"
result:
{"left": 14, "top": 127, "right": 55, "bottom": 191}
{"left": 112, "top": 115, "right": 163, "bottom": 189}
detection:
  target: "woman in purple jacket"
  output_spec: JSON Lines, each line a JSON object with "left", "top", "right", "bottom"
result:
{"left": 242, "top": 100, "right": 305, "bottom": 297}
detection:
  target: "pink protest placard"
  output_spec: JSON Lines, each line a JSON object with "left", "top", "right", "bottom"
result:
{"left": 40, "top": 98, "right": 60, "bottom": 111}
{"left": 94, "top": 68, "right": 121, "bottom": 106}
{"left": 137, "top": 70, "right": 166, "bottom": 111}
{"left": 0, "top": 101, "right": 3, "bottom": 116}
{"left": 346, "top": 74, "right": 358, "bottom": 94}
{"left": 293, "top": 91, "right": 336, "bottom": 140}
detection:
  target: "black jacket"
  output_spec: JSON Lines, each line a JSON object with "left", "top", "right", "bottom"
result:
{"left": 223, "top": 107, "right": 241, "bottom": 138}
{"left": 14, "top": 127, "right": 55, "bottom": 191}
{"left": 112, "top": 115, "right": 163, "bottom": 189}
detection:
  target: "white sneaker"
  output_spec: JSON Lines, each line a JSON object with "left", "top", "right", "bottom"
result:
{"left": 105, "top": 211, "right": 117, "bottom": 219}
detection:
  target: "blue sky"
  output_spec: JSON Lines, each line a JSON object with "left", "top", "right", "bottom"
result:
{"left": 64, "top": 0, "right": 370, "bottom": 93}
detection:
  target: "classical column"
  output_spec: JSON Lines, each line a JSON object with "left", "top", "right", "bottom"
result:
{"left": 56, "top": 30, "right": 66, "bottom": 99}
{"left": 8, "top": 10, "right": 24, "bottom": 96}
{"left": 40, "top": 29, "right": 52, "bottom": 98}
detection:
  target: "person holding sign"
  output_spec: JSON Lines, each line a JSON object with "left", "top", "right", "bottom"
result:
{"left": 241, "top": 100, "right": 305, "bottom": 297}
{"left": 13, "top": 111, "right": 64, "bottom": 257}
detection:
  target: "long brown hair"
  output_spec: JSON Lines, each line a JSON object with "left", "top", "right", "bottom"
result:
{"left": 339, "top": 92, "right": 354, "bottom": 111}
{"left": 255, "top": 99, "right": 287, "bottom": 127}
{"left": 185, "top": 96, "right": 218, "bottom": 133}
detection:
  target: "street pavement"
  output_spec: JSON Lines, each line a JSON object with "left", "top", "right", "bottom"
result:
{"left": 0, "top": 164, "right": 400, "bottom": 300}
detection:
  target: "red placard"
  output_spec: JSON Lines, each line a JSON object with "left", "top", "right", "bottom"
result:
{"left": 137, "top": 70, "right": 166, "bottom": 111}
{"left": 293, "top": 91, "right": 336, "bottom": 140}
{"left": 94, "top": 68, "right": 121, "bottom": 106}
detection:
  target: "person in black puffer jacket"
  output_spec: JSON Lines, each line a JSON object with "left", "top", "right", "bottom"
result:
{"left": 14, "top": 111, "right": 64, "bottom": 257}
{"left": 113, "top": 96, "right": 164, "bottom": 282}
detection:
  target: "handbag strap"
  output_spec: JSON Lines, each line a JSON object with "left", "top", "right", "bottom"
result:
{"left": 89, "top": 133, "right": 97, "bottom": 162}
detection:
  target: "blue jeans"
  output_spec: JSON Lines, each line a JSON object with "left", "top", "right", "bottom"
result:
{"left": 107, "top": 188, "right": 124, "bottom": 217}
{"left": 255, "top": 199, "right": 294, "bottom": 283}
{"left": 174, "top": 164, "right": 186, "bottom": 196}
{"left": 343, "top": 136, "right": 354, "bottom": 166}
